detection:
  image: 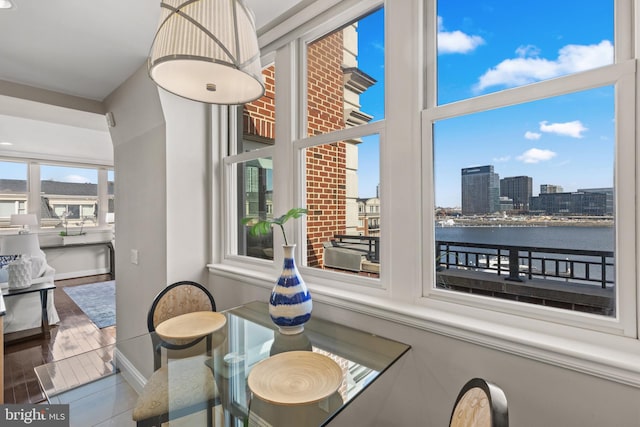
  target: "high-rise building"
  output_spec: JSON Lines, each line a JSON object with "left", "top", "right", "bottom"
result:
{"left": 500, "top": 176, "right": 532, "bottom": 211}
{"left": 540, "top": 184, "right": 563, "bottom": 194}
{"left": 529, "top": 191, "right": 608, "bottom": 215}
{"left": 461, "top": 165, "right": 500, "bottom": 215}
{"left": 578, "top": 187, "right": 614, "bottom": 215}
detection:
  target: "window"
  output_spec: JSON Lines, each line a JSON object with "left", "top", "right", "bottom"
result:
{"left": 107, "top": 170, "right": 115, "bottom": 223}
{"left": 0, "top": 160, "right": 27, "bottom": 230}
{"left": 213, "top": 0, "right": 640, "bottom": 383}
{"left": 0, "top": 160, "right": 114, "bottom": 232}
{"left": 301, "top": 7, "right": 384, "bottom": 279}
{"left": 236, "top": 156, "right": 274, "bottom": 260}
{"left": 425, "top": 0, "right": 634, "bottom": 333}
{"left": 41, "top": 164, "right": 98, "bottom": 229}
{"left": 436, "top": 1, "right": 614, "bottom": 105}
{"left": 227, "top": 65, "right": 276, "bottom": 260}
{"left": 224, "top": 6, "right": 385, "bottom": 283}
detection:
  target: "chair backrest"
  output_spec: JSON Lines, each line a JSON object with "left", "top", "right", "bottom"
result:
{"left": 147, "top": 280, "right": 217, "bottom": 371}
{"left": 147, "top": 280, "right": 216, "bottom": 333}
{"left": 449, "top": 378, "right": 508, "bottom": 427}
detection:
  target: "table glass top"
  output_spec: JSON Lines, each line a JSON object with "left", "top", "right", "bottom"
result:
{"left": 35, "top": 300, "right": 410, "bottom": 427}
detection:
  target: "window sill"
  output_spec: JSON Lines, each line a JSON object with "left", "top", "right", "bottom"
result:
{"left": 208, "top": 263, "right": 640, "bottom": 388}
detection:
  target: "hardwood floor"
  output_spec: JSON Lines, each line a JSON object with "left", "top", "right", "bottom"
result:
{"left": 3, "top": 274, "right": 116, "bottom": 404}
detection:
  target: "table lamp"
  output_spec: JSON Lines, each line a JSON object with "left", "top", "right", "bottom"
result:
{"left": 10, "top": 214, "right": 38, "bottom": 234}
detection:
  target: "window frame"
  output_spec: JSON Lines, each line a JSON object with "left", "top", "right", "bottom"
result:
{"left": 293, "top": 122, "right": 386, "bottom": 291}
{"left": 222, "top": 144, "right": 276, "bottom": 264}
{"left": 219, "top": 0, "right": 390, "bottom": 295}
{"left": 421, "top": 0, "right": 637, "bottom": 337}
{"left": 0, "top": 157, "right": 115, "bottom": 233}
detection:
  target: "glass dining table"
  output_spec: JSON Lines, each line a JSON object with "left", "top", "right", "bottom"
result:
{"left": 34, "top": 300, "right": 411, "bottom": 426}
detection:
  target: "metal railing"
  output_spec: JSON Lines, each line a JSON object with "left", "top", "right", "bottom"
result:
{"left": 333, "top": 235, "right": 380, "bottom": 263}
{"left": 436, "top": 240, "right": 614, "bottom": 288}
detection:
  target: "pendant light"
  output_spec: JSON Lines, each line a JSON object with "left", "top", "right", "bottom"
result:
{"left": 148, "top": 0, "right": 265, "bottom": 104}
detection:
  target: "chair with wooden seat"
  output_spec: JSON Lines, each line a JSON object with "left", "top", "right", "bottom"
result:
{"left": 449, "top": 378, "right": 508, "bottom": 427}
{"left": 132, "top": 280, "right": 219, "bottom": 427}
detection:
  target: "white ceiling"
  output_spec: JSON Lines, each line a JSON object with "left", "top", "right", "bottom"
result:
{"left": 0, "top": 0, "right": 304, "bottom": 163}
{"left": 0, "top": 0, "right": 303, "bottom": 101}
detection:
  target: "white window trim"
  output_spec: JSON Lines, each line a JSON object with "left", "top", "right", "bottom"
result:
{"left": 222, "top": 146, "right": 275, "bottom": 264}
{"left": 421, "top": 61, "right": 637, "bottom": 336}
{"left": 293, "top": 122, "right": 387, "bottom": 292}
{"left": 218, "top": 5, "right": 391, "bottom": 294}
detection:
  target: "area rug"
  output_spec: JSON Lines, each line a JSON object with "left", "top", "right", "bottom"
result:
{"left": 64, "top": 280, "right": 116, "bottom": 328}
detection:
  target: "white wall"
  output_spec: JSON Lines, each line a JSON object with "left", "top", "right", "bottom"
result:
{"left": 104, "top": 64, "right": 210, "bottom": 380}
{"left": 104, "top": 64, "right": 167, "bottom": 345}
{"left": 44, "top": 245, "right": 110, "bottom": 279}
{"left": 35, "top": 229, "right": 114, "bottom": 279}
{"left": 207, "top": 275, "right": 640, "bottom": 426}
{"left": 159, "top": 91, "right": 210, "bottom": 285}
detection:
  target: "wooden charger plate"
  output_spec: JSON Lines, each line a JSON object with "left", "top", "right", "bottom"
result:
{"left": 248, "top": 351, "right": 343, "bottom": 406}
{"left": 155, "top": 311, "right": 226, "bottom": 341}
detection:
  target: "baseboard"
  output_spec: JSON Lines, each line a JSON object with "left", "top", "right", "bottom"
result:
{"left": 114, "top": 348, "right": 146, "bottom": 395}
{"left": 54, "top": 268, "right": 110, "bottom": 280}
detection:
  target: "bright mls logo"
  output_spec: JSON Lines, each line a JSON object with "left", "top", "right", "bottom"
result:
{"left": 1, "top": 405, "right": 69, "bottom": 426}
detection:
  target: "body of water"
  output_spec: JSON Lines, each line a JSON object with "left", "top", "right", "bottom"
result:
{"left": 435, "top": 226, "right": 614, "bottom": 252}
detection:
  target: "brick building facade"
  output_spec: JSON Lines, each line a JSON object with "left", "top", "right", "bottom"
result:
{"left": 305, "top": 31, "right": 347, "bottom": 267}
{"left": 243, "top": 26, "right": 374, "bottom": 269}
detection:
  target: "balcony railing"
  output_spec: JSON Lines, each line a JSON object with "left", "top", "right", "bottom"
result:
{"left": 436, "top": 240, "right": 614, "bottom": 289}
{"left": 333, "top": 235, "right": 380, "bottom": 263}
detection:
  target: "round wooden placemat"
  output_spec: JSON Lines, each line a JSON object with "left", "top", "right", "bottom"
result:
{"left": 155, "top": 311, "right": 226, "bottom": 341}
{"left": 248, "top": 351, "right": 343, "bottom": 406}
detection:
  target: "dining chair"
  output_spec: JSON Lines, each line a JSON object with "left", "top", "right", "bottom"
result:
{"left": 449, "top": 377, "right": 508, "bottom": 427}
{"left": 132, "top": 280, "right": 219, "bottom": 427}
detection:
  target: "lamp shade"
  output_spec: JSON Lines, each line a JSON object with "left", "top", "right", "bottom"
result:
{"left": 10, "top": 214, "right": 37, "bottom": 227}
{"left": 148, "top": 0, "right": 265, "bottom": 104}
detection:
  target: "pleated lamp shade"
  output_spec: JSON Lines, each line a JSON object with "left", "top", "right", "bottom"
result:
{"left": 148, "top": 0, "right": 265, "bottom": 104}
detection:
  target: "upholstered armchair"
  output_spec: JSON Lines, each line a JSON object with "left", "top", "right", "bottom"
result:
{"left": 0, "top": 234, "right": 60, "bottom": 333}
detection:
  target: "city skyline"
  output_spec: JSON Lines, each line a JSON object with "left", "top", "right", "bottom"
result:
{"left": 457, "top": 163, "right": 612, "bottom": 211}
{"left": 458, "top": 163, "right": 612, "bottom": 214}
{"left": 354, "top": 2, "right": 615, "bottom": 203}
{"left": 433, "top": 1, "right": 614, "bottom": 208}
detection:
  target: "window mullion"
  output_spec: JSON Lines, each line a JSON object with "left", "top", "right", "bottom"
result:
{"left": 28, "top": 161, "right": 40, "bottom": 229}
{"left": 274, "top": 41, "right": 297, "bottom": 256}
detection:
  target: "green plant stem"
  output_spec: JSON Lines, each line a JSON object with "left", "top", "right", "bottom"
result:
{"left": 278, "top": 223, "right": 288, "bottom": 245}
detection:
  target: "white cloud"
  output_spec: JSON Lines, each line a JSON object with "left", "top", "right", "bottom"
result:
{"left": 539, "top": 120, "right": 588, "bottom": 138}
{"left": 437, "top": 16, "right": 485, "bottom": 54}
{"left": 474, "top": 40, "right": 613, "bottom": 92}
{"left": 517, "top": 148, "right": 557, "bottom": 164}
{"left": 64, "top": 174, "right": 90, "bottom": 183}
{"left": 515, "top": 45, "right": 541, "bottom": 58}
{"left": 524, "top": 131, "right": 542, "bottom": 140}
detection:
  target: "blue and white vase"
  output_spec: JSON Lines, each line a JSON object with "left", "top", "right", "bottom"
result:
{"left": 269, "top": 244, "right": 312, "bottom": 335}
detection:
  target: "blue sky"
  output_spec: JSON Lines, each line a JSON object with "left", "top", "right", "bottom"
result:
{"left": 356, "top": 2, "right": 615, "bottom": 206}
{"left": 1, "top": 161, "right": 101, "bottom": 183}
{"left": 356, "top": 8, "right": 384, "bottom": 199}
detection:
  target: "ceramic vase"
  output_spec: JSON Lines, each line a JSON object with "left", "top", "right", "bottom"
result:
{"left": 269, "top": 244, "right": 312, "bottom": 335}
